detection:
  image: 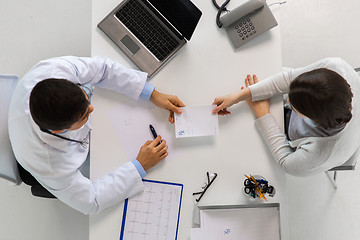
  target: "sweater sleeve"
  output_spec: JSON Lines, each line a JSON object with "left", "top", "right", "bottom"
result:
{"left": 249, "top": 58, "right": 346, "bottom": 101}
{"left": 255, "top": 113, "right": 333, "bottom": 176}
{"left": 255, "top": 113, "right": 293, "bottom": 164}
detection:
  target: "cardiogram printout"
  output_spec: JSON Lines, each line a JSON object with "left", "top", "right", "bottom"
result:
{"left": 174, "top": 105, "right": 219, "bottom": 138}
{"left": 120, "top": 180, "right": 183, "bottom": 240}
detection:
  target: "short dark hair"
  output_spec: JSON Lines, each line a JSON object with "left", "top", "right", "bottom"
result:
{"left": 289, "top": 68, "right": 353, "bottom": 129}
{"left": 30, "top": 79, "right": 89, "bottom": 130}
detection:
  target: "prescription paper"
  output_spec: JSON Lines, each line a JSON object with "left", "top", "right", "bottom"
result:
{"left": 175, "top": 105, "right": 219, "bottom": 138}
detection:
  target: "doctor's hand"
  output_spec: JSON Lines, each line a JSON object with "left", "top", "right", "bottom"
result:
{"left": 245, "top": 74, "right": 270, "bottom": 118}
{"left": 136, "top": 136, "right": 168, "bottom": 171}
{"left": 150, "top": 90, "right": 185, "bottom": 124}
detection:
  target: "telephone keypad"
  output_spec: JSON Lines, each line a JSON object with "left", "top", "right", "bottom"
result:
{"left": 234, "top": 18, "right": 256, "bottom": 41}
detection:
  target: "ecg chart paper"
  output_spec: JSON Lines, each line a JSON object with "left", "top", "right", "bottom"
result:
{"left": 120, "top": 180, "right": 183, "bottom": 240}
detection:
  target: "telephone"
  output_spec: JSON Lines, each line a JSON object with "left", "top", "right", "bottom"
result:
{"left": 213, "top": 0, "right": 278, "bottom": 48}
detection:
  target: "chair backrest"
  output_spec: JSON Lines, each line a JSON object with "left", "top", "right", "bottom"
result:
{"left": 0, "top": 74, "right": 21, "bottom": 184}
{"left": 328, "top": 148, "right": 358, "bottom": 171}
{"left": 0, "top": 75, "right": 56, "bottom": 198}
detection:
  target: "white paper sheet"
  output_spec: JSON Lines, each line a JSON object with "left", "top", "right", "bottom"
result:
{"left": 108, "top": 99, "right": 178, "bottom": 161}
{"left": 174, "top": 105, "right": 219, "bottom": 138}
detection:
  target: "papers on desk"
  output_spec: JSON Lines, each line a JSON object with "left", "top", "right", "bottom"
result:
{"left": 175, "top": 105, "right": 219, "bottom": 138}
{"left": 120, "top": 179, "right": 183, "bottom": 240}
{"left": 191, "top": 204, "right": 281, "bottom": 240}
{"left": 108, "top": 102, "right": 218, "bottom": 161}
{"left": 108, "top": 99, "right": 178, "bottom": 160}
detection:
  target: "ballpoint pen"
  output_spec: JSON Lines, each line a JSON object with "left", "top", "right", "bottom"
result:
{"left": 149, "top": 124, "right": 161, "bottom": 144}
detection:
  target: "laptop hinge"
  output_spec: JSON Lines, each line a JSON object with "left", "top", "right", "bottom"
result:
{"left": 141, "top": 0, "right": 184, "bottom": 40}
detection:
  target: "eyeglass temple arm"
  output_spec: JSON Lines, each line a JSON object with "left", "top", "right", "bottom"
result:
{"left": 194, "top": 172, "right": 218, "bottom": 202}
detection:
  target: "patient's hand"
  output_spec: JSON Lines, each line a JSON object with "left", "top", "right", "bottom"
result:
{"left": 245, "top": 74, "right": 270, "bottom": 118}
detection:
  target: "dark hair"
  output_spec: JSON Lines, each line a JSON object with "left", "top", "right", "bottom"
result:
{"left": 289, "top": 68, "right": 353, "bottom": 129}
{"left": 30, "top": 79, "right": 89, "bottom": 130}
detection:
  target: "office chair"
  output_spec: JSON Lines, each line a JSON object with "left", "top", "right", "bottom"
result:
{"left": 325, "top": 68, "right": 360, "bottom": 189}
{"left": 17, "top": 162, "right": 56, "bottom": 198}
{"left": 325, "top": 148, "right": 359, "bottom": 189}
{"left": 0, "top": 74, "right": 56, "bottom": 198}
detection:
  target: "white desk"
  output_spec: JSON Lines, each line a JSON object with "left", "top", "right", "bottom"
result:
{"left": 90, "top": 0, "right": 287, "bottom": 239}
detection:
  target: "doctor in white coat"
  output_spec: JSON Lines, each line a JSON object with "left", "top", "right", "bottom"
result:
{"left": 8, "top": 56, "right": 184, "bottom": 215}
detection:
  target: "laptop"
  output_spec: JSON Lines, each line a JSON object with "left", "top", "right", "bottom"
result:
{"left": 98, "top": 0, "right": 202, "bottom": 78}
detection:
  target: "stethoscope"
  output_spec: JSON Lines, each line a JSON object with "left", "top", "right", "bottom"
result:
{"left": 40, "top": 128, "right": 90, "bottom": 149}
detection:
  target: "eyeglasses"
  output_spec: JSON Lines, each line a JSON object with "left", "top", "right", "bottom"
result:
{"left": 193, "top": 172, "right": 218, "bottom": 202}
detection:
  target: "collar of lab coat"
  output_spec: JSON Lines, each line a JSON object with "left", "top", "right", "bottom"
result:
{"left": 30, "top": 115, "right": 92, "bottom": 151}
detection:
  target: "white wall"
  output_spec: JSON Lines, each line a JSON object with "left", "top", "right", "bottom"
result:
{"left": 0, "top": 1, "right": 91, "bottom": 239}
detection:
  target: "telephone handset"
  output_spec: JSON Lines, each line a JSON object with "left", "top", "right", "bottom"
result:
{"left": 212, "top": 0, "right": 278, "bottom": 49}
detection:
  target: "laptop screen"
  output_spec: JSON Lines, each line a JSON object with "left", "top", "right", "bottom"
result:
{"left": 147, "top": 0, "right": 202, "bottom": 40}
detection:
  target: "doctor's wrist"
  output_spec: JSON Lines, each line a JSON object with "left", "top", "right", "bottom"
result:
{"left": 131, "top": 159, "right": 147, "bottom": 179}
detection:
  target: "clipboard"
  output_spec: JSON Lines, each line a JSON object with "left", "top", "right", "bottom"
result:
{"left": 120, "top": 179, "right": 183, "bottom": 240}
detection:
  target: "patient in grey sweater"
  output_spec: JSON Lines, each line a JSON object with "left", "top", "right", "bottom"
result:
{"left": 212, "top": 58, "right": 360, "bottom": 176}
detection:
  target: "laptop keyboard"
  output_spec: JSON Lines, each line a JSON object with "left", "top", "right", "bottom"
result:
{"left": 115, "top": 0, "right": 180, "bottom": 61}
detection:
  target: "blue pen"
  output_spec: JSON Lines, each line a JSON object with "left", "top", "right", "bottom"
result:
{"left": 149, "top": 124, "right": 161, "bottom": 144}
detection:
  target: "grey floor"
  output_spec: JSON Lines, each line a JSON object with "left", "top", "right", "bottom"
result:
{"left": 1, "top": 0, "right": 360, "bottom": 239}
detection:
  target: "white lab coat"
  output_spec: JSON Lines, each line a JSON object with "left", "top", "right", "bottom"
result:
{"left": 8, "top": 56, "right": 148, "bottom": 214}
